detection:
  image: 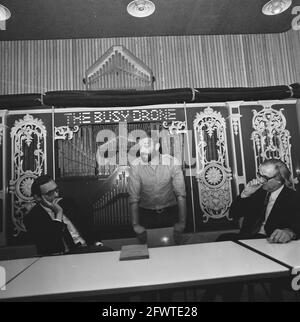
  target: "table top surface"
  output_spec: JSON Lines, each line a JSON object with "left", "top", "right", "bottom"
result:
{"left": 239, "top": 239, "right": 300, "bottom": 269}
{"left": 0, "top": 241, "right": 289, "bottom": 300}
{"left": 0, "top": 257, "right": 40, "bottom": 289}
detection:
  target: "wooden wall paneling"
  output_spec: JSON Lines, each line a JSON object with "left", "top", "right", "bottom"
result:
{"left": 1, "top": 32, "right": 299, "bottom": 95}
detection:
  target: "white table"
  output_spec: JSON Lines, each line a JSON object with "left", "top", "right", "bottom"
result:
{"left": 0, "top": 257, "right": 40, "bottom": 289}
{"left": 0, "top": 241, "right": 289, "bottom": 300}
{"left": 239, "top": 239, "right": 300, "bottom": 269}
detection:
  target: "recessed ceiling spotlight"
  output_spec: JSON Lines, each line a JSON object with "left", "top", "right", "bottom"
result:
{"left": 262, "top": 0, "right": 292, "bottom": 16}
{"left": 0, "top": 4, "right": 11, "bottom": 21}
{"left": 127, "top": 0, "right": 155, "bottom": 18}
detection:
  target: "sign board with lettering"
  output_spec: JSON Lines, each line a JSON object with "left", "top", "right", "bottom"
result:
{"left": 54, "top": 107, "right": 184, "bottom": 127}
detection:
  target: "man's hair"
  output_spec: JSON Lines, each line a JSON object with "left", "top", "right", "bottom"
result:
{"left": 31, "top": 175, "right": 53, "bottom": 197}
{"left": 261, "top": 158, "right": 294, "bottom": 189}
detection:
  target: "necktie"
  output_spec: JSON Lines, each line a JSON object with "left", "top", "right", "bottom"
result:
{"left": 253, "top": 192, "right": 271, "bottom": 235}
{"left": 262, "top": 192, "right": 271, "bottom": 218}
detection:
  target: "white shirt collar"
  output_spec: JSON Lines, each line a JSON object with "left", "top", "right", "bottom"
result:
{"left": 269, "top": 185, "right": 284, "bottom": 200}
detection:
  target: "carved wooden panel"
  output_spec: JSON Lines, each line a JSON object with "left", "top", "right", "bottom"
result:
{"left": 194, "top": 107, "right": 233, "bottom": 222}
{"left": 9, "top": 114, "right": 47, "bottom": 236}
{"left": 251, "top": 102, "right": 294, "bottom": 181}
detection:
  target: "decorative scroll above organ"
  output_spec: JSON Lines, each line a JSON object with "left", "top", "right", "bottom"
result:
{"left": 55, "top": 125, "right": 79, "bottom": 140}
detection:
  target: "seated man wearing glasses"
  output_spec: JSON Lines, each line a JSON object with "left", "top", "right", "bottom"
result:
{"left": 218, "top": 158, "right": 300, "bottom": 243}
{"left": 24, "top": 175, "right": 88, "bottom": 255}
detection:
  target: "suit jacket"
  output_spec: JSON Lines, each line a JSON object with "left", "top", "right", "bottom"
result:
{"left": 230, "top": 186, "right": 300, "bottom": 238}
{"left": 24, "top": 199, "right": 77, "bottom": 256}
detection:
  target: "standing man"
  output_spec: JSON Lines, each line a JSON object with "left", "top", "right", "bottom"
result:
{"left": 24, "top": 175, "right": 87, "bottom": 255}
{"left": 128, "top": 135, "right": 187, "bottom": 244}
{"left": 219, "top": 158, "right": 300, "bottom": 243}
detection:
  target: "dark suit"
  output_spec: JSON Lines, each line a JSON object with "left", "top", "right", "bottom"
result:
{"left": 229, "top": 186, "right": 300, "bottom": 239}
{"left": 24, "top": 198, "right": 113, "bottom": 255}
{"left": 24, "top": 200, "right": 77, "bottom": 256}
{"left": 206, "top": 186, "right": 300, "bottom": 301}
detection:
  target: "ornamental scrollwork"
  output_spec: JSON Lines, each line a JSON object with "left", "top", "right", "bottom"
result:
{"left": 194, "top": 107, "right": 233, "bottom": 222}
{"left": 231, "top": 118, "right": 239, "bottom": 136}
{"left": 251, "top": 105, "right": 293, "bottom": 178}
{"left": 55, "top": 126, "right": 79, "bottom": 140}
{"left": 10, "top": 114, "right": 47, "bottom": 236}
{"left": 0, "top": 125, "right": 3, "bottom": 146}
{"left": 162, "top": 121, "right": 187, "bottom": 135}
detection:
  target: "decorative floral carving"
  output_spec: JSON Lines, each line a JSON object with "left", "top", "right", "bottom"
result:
{"left": 231, "top": 118, "right": 239, "bottom": 136}
{"left": 0, "top": 125, "right": 3, "bottom": 146}
{"left": 251, "top": 106, "right": 294, "bottom": 178}
{"left": 10, "top": 114, "right": 47, "bottom": 236}
{"left": 194, "top": 107, "right": 232, "bottom": 222}
{"left": 55, "top": 126, "right": 79, "bottom": 140}
{"left": 205, "top": 166, "right": 223, "bottom": 186}
{"left": 19, "top": 176, "right": 35, "bottom": 199}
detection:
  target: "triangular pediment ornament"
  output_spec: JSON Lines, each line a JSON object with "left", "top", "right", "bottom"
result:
{"left": 85, "top": 45, "right": 154, "bottom": 90}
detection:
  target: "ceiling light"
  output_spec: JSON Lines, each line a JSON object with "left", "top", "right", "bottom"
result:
{"left": 262, "top": 0, "right": 292, "bottom": 15}
{"left": 127, "top": 0, "right": 155, "bottom": 18}
{"left": 0, "top": 4, "right": 11, "bottom": 21}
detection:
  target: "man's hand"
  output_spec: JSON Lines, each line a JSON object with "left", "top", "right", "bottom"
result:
{"left": 173, "top": 222, "right": 185, "bottom": 245}
{"left": 133, "top": 224, "right": 147, "bottom": 244}
{"left": 241, "top": 179, "right": 263, "bottom": 198}
{"left": 174, "top": 222, "right": 185, "bottom": 233}
{"left": 133, "top": 224, "right": 146, "bottom": 235}
{"left": 52, "top": 198, "right": 63, "bottom": 213}
{"left": 268, "top": 229, "right": 296, "bottom": 243}
{"left": 50, "top": 198, "right": 63, "bottom": 221}
{"left": 41, "top": 197, "right": 63, "bottom": 220}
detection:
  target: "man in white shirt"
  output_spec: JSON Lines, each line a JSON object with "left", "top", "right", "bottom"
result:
{"left": 218, "top": 158, "right": 300, "bottom": 243}
{"left": 128, "top": 136, "right": 186, "bottom": 244}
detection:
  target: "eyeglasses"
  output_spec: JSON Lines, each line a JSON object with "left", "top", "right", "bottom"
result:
{"left": 257, "top": 172, "right": 276, "bottom": 182}
{"left": 42, "top": 187, "right": 59, "bottom": 197}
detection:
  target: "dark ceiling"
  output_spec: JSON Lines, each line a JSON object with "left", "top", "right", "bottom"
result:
{"left": 0, "top": 0, "right": 300, "bottom": 41}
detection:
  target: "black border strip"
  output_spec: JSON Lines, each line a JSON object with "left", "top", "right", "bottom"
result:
{"left": 235, "top": 240, "right": 293, "bottom": 271}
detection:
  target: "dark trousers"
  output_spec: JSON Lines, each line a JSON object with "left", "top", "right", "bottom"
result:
{"left": 139, "top": 205, "right": 178, "bottom": 229}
